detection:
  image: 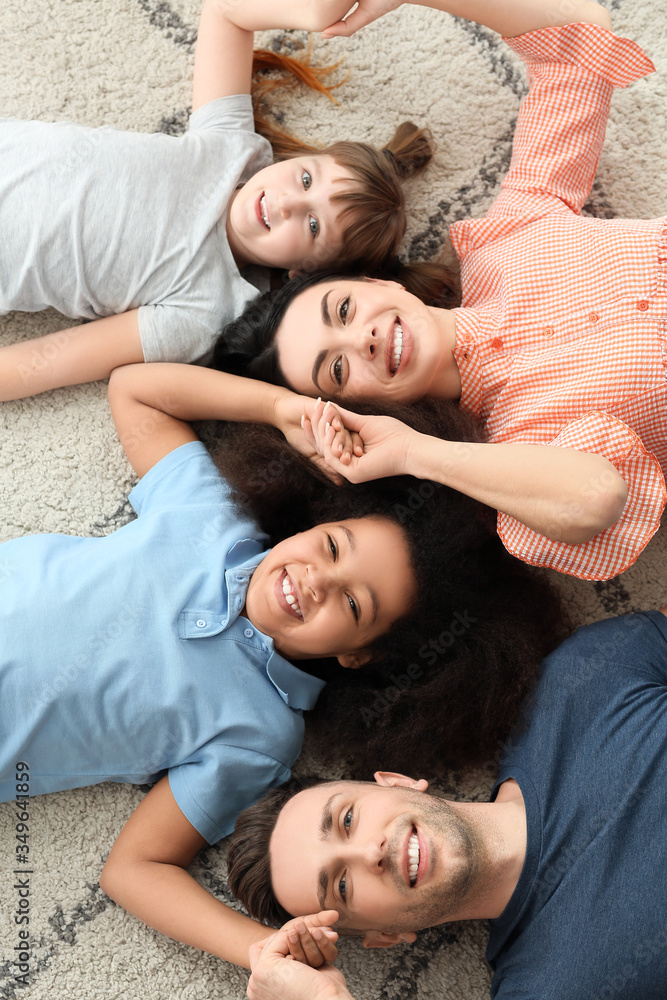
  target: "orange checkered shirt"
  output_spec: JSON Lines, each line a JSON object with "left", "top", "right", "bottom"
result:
{"left": 451, "top": 23, "right": 665, "bottom": 581}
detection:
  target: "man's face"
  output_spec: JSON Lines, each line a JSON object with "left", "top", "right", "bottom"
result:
{"left": 269, "top": 776, "right": 485, "bottom": 932}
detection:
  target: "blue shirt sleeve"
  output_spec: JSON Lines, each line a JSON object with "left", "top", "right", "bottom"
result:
{"left": 168, "top": 744, "right": 293, "bottom": 844}
{"left": 545, "top": 610, "right": 667, "bottom": 687}
{"left": 129, "top": 441, "right": 232, "bottom": 517}
{"left": 492, "top": 976, "right": 543, "bottom": 1000}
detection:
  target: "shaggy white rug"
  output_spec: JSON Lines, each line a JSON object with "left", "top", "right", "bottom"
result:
{"left": 0, "top": 1, "right": 665, "bottom": 998}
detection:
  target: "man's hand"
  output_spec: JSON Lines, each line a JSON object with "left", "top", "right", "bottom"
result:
{"left": 282, "top": 912, "right": 339, "bottom": 967}
{"left": 248, "top": 912, "right": 353, "bottom": 1000}
{"left": 321, "top": 0, "right": 403, "bottom": 37}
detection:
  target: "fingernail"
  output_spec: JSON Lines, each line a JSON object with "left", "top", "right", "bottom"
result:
{"left": 325, "top": 422, "right": 330, "bottom": 433}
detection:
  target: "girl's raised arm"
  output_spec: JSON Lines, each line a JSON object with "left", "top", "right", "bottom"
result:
{"left": 108, "top": 362, "right": 321, "bottom": 479}
{"left": 100, "top": 776, "right": 338, "bottom": 969}
{"left": 322, "top": 0, "right": 611, "bottom": 38}
{"left": 192, "top": 0, "right": 355, "bottom": 109}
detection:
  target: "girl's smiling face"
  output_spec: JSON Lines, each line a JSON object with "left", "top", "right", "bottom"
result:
{"left": 274, "top": 278, "right": 461, "bottom": 403}
{"left": 244, "top": 517, "right": 416, "bottom": 664}
{"left": 226, "top": 155, "right": 355, "bottom": 272}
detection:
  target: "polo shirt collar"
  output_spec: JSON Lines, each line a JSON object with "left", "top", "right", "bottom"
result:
{"left": 223, "top": 544, "right": 268, "bottom": 626}
{"left": 225, "top": 546, "right": 327, "bottom": 711}
{"left": 265, "top": 644, "right": 326, "bottom": 711}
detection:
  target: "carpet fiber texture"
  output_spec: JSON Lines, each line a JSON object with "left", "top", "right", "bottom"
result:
{"left": 0, "top": 1, "right": 665, "bottom": 998}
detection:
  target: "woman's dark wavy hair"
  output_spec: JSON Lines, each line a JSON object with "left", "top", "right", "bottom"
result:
{"left": 210, "top": 266, "right": 461, "bottom": 389}
{"left": 204, "top": 395, "right": 567, "bottom": 778}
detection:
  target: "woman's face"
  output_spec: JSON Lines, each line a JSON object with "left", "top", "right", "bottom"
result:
{"left": 274, "top": 278, "right": 459, "bottom": 403}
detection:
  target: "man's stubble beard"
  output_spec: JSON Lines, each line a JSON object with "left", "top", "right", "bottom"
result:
{"left": 377, "top": 792, "right": 493, "bottom": 933}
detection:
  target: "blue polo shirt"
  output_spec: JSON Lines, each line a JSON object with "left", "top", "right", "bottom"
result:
{"left": 0, "top": 441, "right": 325, "bottom": 843}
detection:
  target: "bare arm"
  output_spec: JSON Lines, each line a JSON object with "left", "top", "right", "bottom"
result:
{"left": 322, "top": 0, "right": 611, "bottom": 38}
{"left": 0, "top": 310, "right": 143, "bottom": 402}
{"left": 306, "top": 402, "right": 627, "bottom": 544}
{"left": 100, "top": 777, "right": 268, "bottom": 967}
{"left": 192, "top": 0, "right": 355, "bottom": 109}
{"left": 100, "top": 778, "right": 339, "bottom": 969}
{"left": 107, "top": 362, "right": 322, "bottom": 478}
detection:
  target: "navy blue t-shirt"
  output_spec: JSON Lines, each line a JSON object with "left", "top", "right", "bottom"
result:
{"left": 487, "top": 611, "right": 667, "bottom": 999}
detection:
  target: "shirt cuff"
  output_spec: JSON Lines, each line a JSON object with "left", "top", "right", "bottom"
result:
{"left": 504, "top": 22, "right": 655, "bottom": 88}
{"left": 497, "top": 411, "right": 666, "bottom": 580}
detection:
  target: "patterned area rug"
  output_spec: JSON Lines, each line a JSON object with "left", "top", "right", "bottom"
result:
{"left": 0, "top": 1, "right": 665, "bottom": 998}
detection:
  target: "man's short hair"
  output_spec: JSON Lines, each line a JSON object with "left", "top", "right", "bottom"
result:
{"left": 227, "top": 775, "right": 326, "bottom": 924}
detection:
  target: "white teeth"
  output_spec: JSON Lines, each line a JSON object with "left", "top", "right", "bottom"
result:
{"left": 260, "top": 194, "right": 270, "bottom": 230}
{"left": 282, "top": 573, "right": 302, "bottom": 618}
{"left": 391, "top": 321, "right": 403, "bottom": 373}
{"left": 408, "top": 831, "right": 420, "bottom": 886}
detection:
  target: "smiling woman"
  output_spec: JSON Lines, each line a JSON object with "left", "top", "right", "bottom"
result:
{"left": 212, "top": 17, "right": 667, "bottom": 582}
{"left": 273, "top": 275, "right": 461, "bottom": 401}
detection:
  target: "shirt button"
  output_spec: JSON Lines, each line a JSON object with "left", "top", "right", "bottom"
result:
{"left": 543, "top": 327, "right": 555, "bottom": 338}
{"left": 244, "top": 627, "right": 254, "bottom": 638}
{"left": 491, "top": 337, "right": 503, "bottom": 350}
{"left": 196, "top": 619, "right": 207, "bottom": 628}
{"left": 589, "top": 312, "right": 599, "bottom": 323}
{"left": 636, "top": 300, "right": 649, "bottom": 311}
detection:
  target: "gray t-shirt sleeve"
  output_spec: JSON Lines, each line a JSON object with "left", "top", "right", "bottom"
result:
{"left": 137, "top": 95, "right": 272, "bottom": 363}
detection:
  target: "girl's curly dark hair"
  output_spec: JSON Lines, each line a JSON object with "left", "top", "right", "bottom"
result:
{"left": 203, "top": 395, "right": 568, "bottom": 775}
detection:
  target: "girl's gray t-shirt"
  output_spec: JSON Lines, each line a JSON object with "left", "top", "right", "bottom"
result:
{"left": 0, "top": 95, "right": 272, "bottom": 362}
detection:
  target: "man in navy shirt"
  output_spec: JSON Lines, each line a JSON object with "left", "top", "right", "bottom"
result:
{"left": 232, "top": 608, "right": 667, "bottom": 1000}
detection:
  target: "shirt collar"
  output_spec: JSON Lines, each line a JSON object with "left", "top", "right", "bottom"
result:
{"left": 226, "top": 546, "right": 327, "bottom": 711}
{"left": 265, "top": 648, "right": 327, "bottom": 712}
{"left": 224, "top": 544, "right": 269, "bottom": 626}
{"left": 451, "top": 307, "right": 485, "bottom": 417}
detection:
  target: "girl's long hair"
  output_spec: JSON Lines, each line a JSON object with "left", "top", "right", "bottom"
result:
{"left": 202, "top": 397, "right": 567, "bottom": 774}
